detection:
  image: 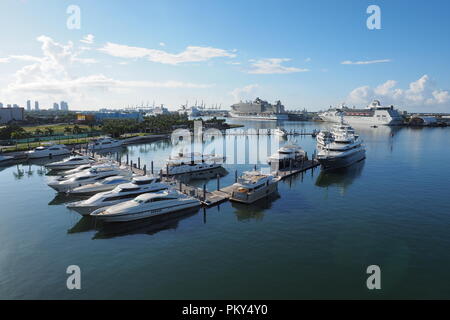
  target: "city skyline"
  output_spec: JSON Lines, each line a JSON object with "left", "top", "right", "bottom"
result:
{"left": 0, "top": 0, "right": 449, "bottom": 112}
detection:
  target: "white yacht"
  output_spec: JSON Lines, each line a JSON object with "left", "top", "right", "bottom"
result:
{"left": 67, "top": 175, "right": 134, "bottom": 196}
{"left": 267, "top": 144, "right": 306, "bottom": 164}
{"left": 66, "top": 176, "right": 170, "bottom": 215}
{"left": 27, "top": 144, "right": 71, "bottom": 159}
{"left": 167, "top": 151, "right": 224, "bottom": 165}
{"left": 163, "top": 152, "right": 226, "bottom": 177}
{"left": 90, "top": 190, "right": 201, "bottom": 222}
{"left": 164, "top": 161, "right": 224, "bottom": 177}
{"left": 273, "top": 127, "right": 287, "bottom": 137}
{"left": 59, "top": 164, "right": 93, "bottom": 176}
{"left": 48, "top": 166, "right": 132, "bottom": 192}
{"left": 88, "top": 137, "right": 123, "bottom": 150}
{"left": 316, "top": 118, "right": 366, "bottom": 170}
{"left": 0, "top": 155, "right": 15, "bottom": 166}
{"left": 45, "top": 155, "right": 95, "bottom": 170}
{"left": 319, "top": 100, "right": 404, "bottom": 126}
{"left": 229, "top": 171, "right": 280, "bottom": 204}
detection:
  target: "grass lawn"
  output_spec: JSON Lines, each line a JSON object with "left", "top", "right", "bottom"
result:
{"left": 21, "top": 123, "right": 101, "bottom": 134}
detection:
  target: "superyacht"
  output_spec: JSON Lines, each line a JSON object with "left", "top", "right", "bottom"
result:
{"left": 319, "top": 100, "right": 404, "bottom": 126}
{"left": 316, "top": 118, "right": 366, "bottom": 170}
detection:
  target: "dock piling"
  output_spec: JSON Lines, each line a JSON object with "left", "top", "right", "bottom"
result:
{"left": 216, "top": 174, "right": 220, "bottom": 190}
{"left": 138, "top": 157, "right": 140, "bottom": 169}
{"left": 151, "top": 161, "right": 154, "bottom": 174}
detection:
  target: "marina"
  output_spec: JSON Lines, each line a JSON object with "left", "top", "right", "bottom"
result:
{"left": 1, "top": 120, "right": 449, "bottom": 299}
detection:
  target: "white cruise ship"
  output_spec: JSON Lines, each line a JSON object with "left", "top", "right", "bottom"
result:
{"left": 316, "top": 119, "right": 366, "bottom": 170}
{"left": 229, "top": 98, "right": 289, "bottom": 121}
{"left": 319, "top": 100, "right": 404, "bottom": 126}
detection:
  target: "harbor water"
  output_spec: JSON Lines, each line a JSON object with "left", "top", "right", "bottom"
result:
{"left": 1, "top": 120, "right": 449, "bottom": 299}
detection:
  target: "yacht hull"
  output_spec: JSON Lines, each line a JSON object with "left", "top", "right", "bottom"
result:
{"left": 317, "top": 149, "right": 366, "bottom": 170}
{"left": 92, "top": 201, "right": 201, "bottom": 222}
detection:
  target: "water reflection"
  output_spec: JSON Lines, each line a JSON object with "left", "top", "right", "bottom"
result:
{"left": 91, "top": 208, "right": 200, "bottom": 239}
{"left": 315, "top": 160, "right": 365, "bottom": 195}
{"left": 49, "top": 194, "right": 87, "bottom": 206}
{"left": 231, "top": 192, "right": 280, "bottom": 221}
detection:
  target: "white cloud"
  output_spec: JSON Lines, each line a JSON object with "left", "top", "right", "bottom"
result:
{"left": 347, "top": 75, "right": 450, "bottom": 109}
{"left": 305, "top": 57, "right": 312, "bottom": 62}
{"left": 230, "top": 84, "right": 259, "bottom": 101}
{"left": 341, "top": 59, "right": 391, "bottom": 65}
{"left": 247, "top": 58, "right": 308, "bottom": 74}
{"left": 159, "top": 42, "right": 165, "bottom": 47}
{"left": 98, "top": 42, "right": 236, "bottom": 65}
{"left": 1, "top": 35, "right": 213, "bottom": 106}
{"left": 80, "top": 34, "right": 95, "bottom": 44}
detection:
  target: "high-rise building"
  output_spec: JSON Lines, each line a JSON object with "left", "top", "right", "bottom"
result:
{"left": 34, "top": 101, "right": 39, "bottom": 110}
{"left": 26, "top": 100, "right": 31, "bottom": 111}
{"left": 7, "top": 104, "right": 12, "bottom": 108}
{"left": 13, "top": 104, "right": 19, "bottom": 108}
{"left": 53, "top": 102, "right": 59, "bottom": 111}
{"left": 60, "top": 101, "right": 69, "bottom": 111}
{"left": 0, "top": 102, "right": 3, "bottom": 108}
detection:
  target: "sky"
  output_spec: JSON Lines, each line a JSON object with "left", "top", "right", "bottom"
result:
{"left": 0, "top": 0, "right": 449, "bottom": 112}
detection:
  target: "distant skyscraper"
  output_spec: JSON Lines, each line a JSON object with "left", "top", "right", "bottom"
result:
{"left": 13, "top": 104, "right": 19, "bottom": 108}
{"left": 0, "top": 102, "right": 3, "bottom": 108}
{"left": 53, "top": 102, "right": 59, "bottom": 111}
{"left": 34, "top": 101, "right": 39, "bottom": 110}
{"left": 60, "top": 101, "right": 69, "bottom": 111}
{"left": 26, "top": 100, "right": 31, "bottom": 111}
{"left": 7, "top": 104, "right": 12, "bottom": 108}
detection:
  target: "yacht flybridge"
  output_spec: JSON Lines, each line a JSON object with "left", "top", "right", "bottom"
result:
{"left": 90, "top": 190, "right": 201, "bottom": 222}
{"left": 45, "top": 155, "right": 95, "bottom": 170}
{"left": 316, "top": 117, "right": 366, "bottom": 170}
{"left": 47, "top": 165, "right": 132, "bottom": 192}
{"left": 87, "top": 137, "right": 123, "bottom": 150}
{"left": 229, "top": 171, "right": 280, "bottom": 204}
{"left": 66, "top": 176, "right": 170, "bottom": 215}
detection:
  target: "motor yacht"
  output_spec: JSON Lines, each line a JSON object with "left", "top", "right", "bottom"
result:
{"left": 88, "top": 137, "right": 123, "bottom": 150}
{"left": 229, "top": 171, "right": 280, "bottom": 204}
{"left": 316, "top": 118, "right": 366, "bottom": 170}
{"left": 66, "top": 176, "right": 170, "bottom": 215}
{"left": 48, "top": 166, "right": 132, "bottom": 192}
{"left": 45, "top": 155, "right": 95, "bottom": 170}
{"left": 27, "top": 144, "right": 71, "bottom": 159}
{"left": 90, "top": 190, "right": 201, "bottom": 222}
{"left": 273, "top": 127, "right": 287, "bottom": 137}
{"left": 267, "top": 144, "right": 306, "bottom": 164}
{"left": 167, "top": 151, "right": 225, "bottom": 165}
{"left": 67, "top": 175, "right": 134, "bottom": 196}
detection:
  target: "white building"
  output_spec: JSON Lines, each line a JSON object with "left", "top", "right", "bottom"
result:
{"left": 53, "top": 102, "right": 59, "bottom": 110}
{"left": 35, "top": 101, "right": 39, "bottom": 110}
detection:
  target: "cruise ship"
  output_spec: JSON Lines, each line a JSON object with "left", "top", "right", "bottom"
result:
{"left": 319, "top": 100, "right": 404, "bottom": 126}
{"left": 229, "top": 98, "right": 289, "bottom": 120}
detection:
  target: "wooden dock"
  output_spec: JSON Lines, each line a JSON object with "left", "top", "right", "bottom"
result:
{"left": 76, "top": 150, "right": 320, "bottom": 208}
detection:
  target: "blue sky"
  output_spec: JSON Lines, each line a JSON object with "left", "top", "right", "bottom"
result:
{"left": 0, "top": 0, "right": 449, "bottom": 111}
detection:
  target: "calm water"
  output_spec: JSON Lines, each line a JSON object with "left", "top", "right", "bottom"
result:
{"left": 1, "top": 120, "right": 450, "bottom": 299}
